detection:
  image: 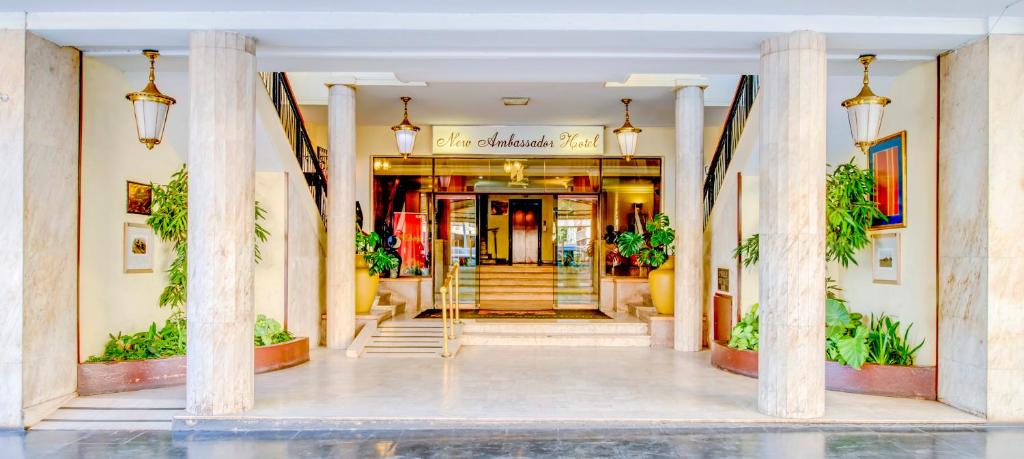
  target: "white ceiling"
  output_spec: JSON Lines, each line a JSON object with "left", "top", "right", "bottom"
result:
{"left": 295, "top": 82, "right": 731, "bottom": 127}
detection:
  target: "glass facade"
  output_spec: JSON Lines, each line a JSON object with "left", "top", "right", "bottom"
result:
{"left": 371, "top": 157, "right": 662, "bottom": 283}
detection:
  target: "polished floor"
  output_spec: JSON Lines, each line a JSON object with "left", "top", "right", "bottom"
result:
{"left": 3, "top": 425, "right": 1021, "bottom": 458}
{"left": 66, "top": 346, "right": 979, "bottom": 431}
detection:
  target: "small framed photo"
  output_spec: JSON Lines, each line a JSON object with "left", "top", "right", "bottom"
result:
{"left": 124, "top": 223, "right": 154, "bottom": 273}
{"left": 127, "top": 181, "right": 153, "bottom": 215}
{"left": 871, "top": 232, "right": 900, "bottom": 284}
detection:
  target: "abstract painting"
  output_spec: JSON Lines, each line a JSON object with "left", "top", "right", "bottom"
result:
{"left": 127, "top": 181, "right": 153, "bottom": 215}
{"left": 868, "top": 131, "right": 906, "bottom": 229}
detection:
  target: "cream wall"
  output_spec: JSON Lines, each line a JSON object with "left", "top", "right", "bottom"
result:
{"left": 79, "top": 59, "right": 325, "bottom": 360}
{"left": 826, "top": 62, "right": 937, "bottom": 367}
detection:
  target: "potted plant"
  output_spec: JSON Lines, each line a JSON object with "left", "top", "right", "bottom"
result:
{"left": 355, "top": 228, "right": 400, "bottom": 314}
{"left": 615, "top": 212, "right": 676, "bottom": 314}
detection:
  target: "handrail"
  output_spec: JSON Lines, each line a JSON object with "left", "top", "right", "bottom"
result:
{"left": 258, "top": 72, "right": 328, "bottom": 226}
{"left": 438, "top": 260, "right": 461, "bottom": 358}
{"left": 703, "top": 75, "right": 759, "bottom": 226}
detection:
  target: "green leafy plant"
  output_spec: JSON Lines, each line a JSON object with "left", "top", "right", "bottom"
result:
{"left": 732, "top": 158, "right": 885, "bottom": 268}
{"left": 825, "top": 298, "right": 869, "bottom": 369}
{"left": 356, "top": 229, "right": 399, "bottom": 276}
{"left": 867, "top": 314, "right": 925, "bottom": 366}
{"left": 254, "top": 314, "right": 295, "bottom": 346}
{"left": 615, "top": 213, "right": 676, "bottom": 269}
{"left": 727, "top": 304, "right": 759, "bottom": 351}
{"left": 86, "top": 319, "right": 187, "bottom": 362}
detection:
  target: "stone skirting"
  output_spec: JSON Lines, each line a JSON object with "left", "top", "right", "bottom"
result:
{"left": 710, "top": 340, "right": 937, "bottom": 400}
{"left": 78, "top": 337, "right": 310, "bottom": 396}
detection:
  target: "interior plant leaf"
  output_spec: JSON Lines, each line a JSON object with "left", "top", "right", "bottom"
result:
{"left": 836, "top": 325, "right": 870, "bottom": 369}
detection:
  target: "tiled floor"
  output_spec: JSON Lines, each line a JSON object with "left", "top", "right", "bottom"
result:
{"left": 3, "top": 425, "right": 1021, "bottom": 458}
{"left": 65, "top": 346, "right": 979, "bottom": 431}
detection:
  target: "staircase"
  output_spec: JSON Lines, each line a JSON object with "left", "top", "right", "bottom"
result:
{"left": 459, "top": 320, "right": 650, "bottom": 347}
{"left": 461, "top": 265, "right": 598, "bottom": 310}
{"left": 32, "top": 398, "right": 183, "bottom": 431}
{"left": 348, "top": 291, "right": 460, "bottom": 358}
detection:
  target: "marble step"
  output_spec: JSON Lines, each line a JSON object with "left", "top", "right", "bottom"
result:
{"left": 462, "top": 321, "right": 648, "bottom": 335}
{"left": 461, "top": 333, "right": 651, "bottom": 347}
{"left": 32, "top": 406, "right": 182, "bottom": 431}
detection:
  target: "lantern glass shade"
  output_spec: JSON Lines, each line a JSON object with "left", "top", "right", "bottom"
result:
{"left": 394, "top": 128, "right": 418, "bottom": 156}
{"left": 130, "top": 96, "right": 172, "bottom": 149}
{"left": 126, "top": 50, "right": 175, "bottom": 150}
{"left": 615, "top": 129, "right": 639, "bottom": 160}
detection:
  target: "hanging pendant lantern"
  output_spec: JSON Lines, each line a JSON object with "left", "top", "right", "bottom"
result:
{"left": 613, "top": 98, "right": 642, "bottom": 161}
{"left": 842, "top": 54, "right": 891, "bottom": 153}
{"left": 126, "top": 50, "right": 176, "bottom": 150}
{"left": 391, "top": 96, "right": 421, "bottom": 159}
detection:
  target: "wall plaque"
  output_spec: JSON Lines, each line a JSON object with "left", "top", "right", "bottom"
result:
{"left": 432, "top": 125, "right": 604, "bottom": 155}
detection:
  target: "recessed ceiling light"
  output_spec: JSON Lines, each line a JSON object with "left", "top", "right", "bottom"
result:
{"left": 503, "top": 97, "right": 530, "bottom": 106}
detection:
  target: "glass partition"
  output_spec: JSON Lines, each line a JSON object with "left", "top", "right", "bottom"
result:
{"left": 434, "top": 157, "right": 600, "bottom": 194}
{"left": 554, "top": 195, "right": 599, "bottom": 307}
{"left": 599, "top": 158, "right": 662, "bottom": 277}
{"left": 371, "top": 157, "right": 433, "bottom": 277}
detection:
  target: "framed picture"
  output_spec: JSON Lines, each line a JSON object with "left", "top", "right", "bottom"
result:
{"left": 871, "top": 232, "right": 901, "bottom": 284}
{"left": 490, "top": 200, "right": 508, "bottom": 216}
{"left": 868, "top": 131, "right": 907, "bottom": 229}
{"left": 127, "top": 181, "right": 153, "bottom": 215}
{"left": 124, "top": 223, "right": 154, "bottom": 273}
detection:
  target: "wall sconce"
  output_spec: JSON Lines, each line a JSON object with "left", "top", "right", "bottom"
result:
{"left": 126, "top": 50, "right": 176, "bottom": 150}
{"left": 373, "top": 158, "right": 392, "bottom": 171}
{"left": 391, "top": 96, "right": 420, "bottom": 159}
{"left": 613, "top": 98, "right": 642, "bottom": 161}
{"left": 842, "top": 54, "right": 891, "bottom": 153}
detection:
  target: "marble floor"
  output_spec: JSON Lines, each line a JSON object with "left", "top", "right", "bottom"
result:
{"left": 66, "top": 346, "right": 981, "bottom": 430}
{"left": 4, "top": 425, "right": 1021, "bottom": 458}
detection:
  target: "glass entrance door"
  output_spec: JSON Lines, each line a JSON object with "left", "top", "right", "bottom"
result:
{"left": 553, "top": 195, "right": 599, "bottom": 308}
{"left": 434, "top": 195, "right": 478, "bottom": 308}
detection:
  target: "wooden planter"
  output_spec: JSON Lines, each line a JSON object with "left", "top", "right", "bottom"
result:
{"left": 78, "top": 337, "right": 310, "bottom": 396}
{"left": 710, "top": 340, "right": 936, "bottom": 400}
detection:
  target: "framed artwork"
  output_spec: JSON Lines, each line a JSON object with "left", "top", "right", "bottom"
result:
{"left": 868, "top": 131, "right": 907, "bottom": 229}
{"left": 127, "top": 181, "right": 153, "bottom": 215}
{"left": 871, "top": 232, "right": 901, "bottom": 284}
{"left": 490, "top": 200, "right": 508, "bottom": 216}
{"left": 124, "top": 223, "right": 154, "bottom": 273}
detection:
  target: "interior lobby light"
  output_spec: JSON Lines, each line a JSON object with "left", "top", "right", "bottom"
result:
{"left": 126, "top": 50, "right": 176, "bottom": 150}
{"left": 373, "top": 158, "right": 391, "bottom": 171}
{"left": 613, "top": 98, "right": 642, "bottom": 161}
{"left": 391, "top": 96, "right": 421, "bottom": 159}
{"left": 842, "top": 54, "right": 891, "bottom": 153}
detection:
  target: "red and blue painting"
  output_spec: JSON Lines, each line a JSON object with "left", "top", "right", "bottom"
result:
{"left": 868, "top": 131, "right": 906, "bottom": 229}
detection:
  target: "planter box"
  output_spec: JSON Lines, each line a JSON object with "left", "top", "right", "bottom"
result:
{"left": 710, "top": 340, "right": 936, "bottom": 400}
{"left": 78, "top": 337, "right": 310, "bottom": 396}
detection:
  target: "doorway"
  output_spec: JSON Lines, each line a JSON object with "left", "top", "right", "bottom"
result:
{"left": 509, "top": 199, "right": 542, "bottom": 265}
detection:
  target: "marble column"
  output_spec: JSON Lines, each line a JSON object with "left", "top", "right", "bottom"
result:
{"left": 757, "top": 30, "right": 827, "bottom": 418}
{"left": 186, "top": 31, "right": 257, "bottom": 416}
{"left": 673, "top": 84, "right": 705, "bottom": 352}
{"left": 326, "top": 84, "right": 357, "bottom": 349}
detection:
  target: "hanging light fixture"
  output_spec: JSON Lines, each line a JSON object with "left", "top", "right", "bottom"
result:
{"left": 613, "top": 98, "right": 642, "bottom": 161}
{"left": 125, "top": 50, "right": 176, "bottom": 150}
{"left": 842, "top": 54, "right": 891, "bottom": 153}
{"left": 391, "top": 96, "right": 420, "bottom": 159}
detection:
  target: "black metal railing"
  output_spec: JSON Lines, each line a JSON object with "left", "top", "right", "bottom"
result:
{"left": 259, "top": 72, "right": 328, "bottom": 225}
{"left": 703, "top": 75, "right": 759, "bottom": 226}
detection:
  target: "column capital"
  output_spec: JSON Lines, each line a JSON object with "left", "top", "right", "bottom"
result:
{"left": 188, "top": 30, "right": 256, "bottom": 54}
{"left": 761, "top": 30, "right": 826, "bottom": 56}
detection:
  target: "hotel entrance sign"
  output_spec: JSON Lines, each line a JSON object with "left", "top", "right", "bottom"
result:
{"left": 432, "top": 125, "right": 604, "bottom": 155}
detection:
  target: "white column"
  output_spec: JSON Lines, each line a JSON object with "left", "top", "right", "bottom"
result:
{"left": 186, "top": 31, "right": 257, "bottom": 416}
{"left": 326, "top": 84, "right": 357, "bottom": 349}
{"left": 757, "top": 30, "right": 827, "bottom": 418}
{"left": 673, "top": 84, "right": 705, "bottom": 351}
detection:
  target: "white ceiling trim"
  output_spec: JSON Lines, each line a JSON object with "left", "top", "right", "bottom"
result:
{"left": 27, "top": 12, "right": 992, "bottom": 35}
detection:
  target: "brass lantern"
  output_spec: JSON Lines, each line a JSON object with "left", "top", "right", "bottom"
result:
{"left": 613, "top": 98, "right": 642, "bottom": 161}
{"left": 842, "top": 54, "right": 891, "bottom": 153}
{"left": 391, "top": 96, "right": 420, "bottom": 159}
{"left": 126, "top": 50, "right": 176, "bottom": 150}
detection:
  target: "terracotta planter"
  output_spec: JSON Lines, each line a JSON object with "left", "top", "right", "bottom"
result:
{"left": 355, "top": 256, "right": 380, "bottom": 314}
{"left": 78, "top": 337, "right": 310, "bottom": 396}
{"left": 710, "top": 340, "right": 936, "bottom": 400}
{"left": 647, "top": 256, "right": 674, "bottom": 315}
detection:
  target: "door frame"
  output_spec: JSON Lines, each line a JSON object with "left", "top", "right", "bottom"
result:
{"left": 508, "top": 199, "right": 543, "bottom": 265}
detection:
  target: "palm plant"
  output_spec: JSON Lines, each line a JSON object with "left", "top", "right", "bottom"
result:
{"left": 615, "top": 212, "right": 676, "bottom": 269}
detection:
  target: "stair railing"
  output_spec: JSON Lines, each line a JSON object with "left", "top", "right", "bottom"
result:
{"left": 438, "top": 260, "right": 461, "bottom": 358}
{"left": 703, "top": 75, "right": 759, "bottom": 226}
{"left": 259, "top": 72, "right": 328, "bottom": 226}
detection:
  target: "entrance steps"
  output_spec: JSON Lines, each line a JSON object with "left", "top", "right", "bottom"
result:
{"left": 460, "top": 320, "right": 650, "bottom": 347}
{"left": 32, "top": 398, "right": 183, "bottom": 431}
{"left": 625, "top": 293, "right": 675, "bottom": 348}
{"left": 460, "top": 264, "right": 598, "bottom": 309}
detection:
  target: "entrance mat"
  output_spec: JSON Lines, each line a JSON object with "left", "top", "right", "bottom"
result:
{"left": 415, "top": 309, "right": 612, "bottom": 320}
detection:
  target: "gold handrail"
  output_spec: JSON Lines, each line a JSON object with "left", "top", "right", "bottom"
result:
{"left": 439, "top": 260, "right": 461, "bottom": 358}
